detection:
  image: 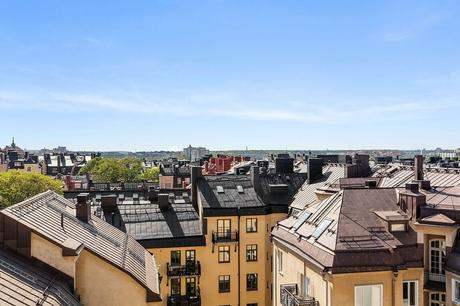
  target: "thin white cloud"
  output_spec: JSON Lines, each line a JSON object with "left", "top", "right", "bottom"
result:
{"left": 0, "top": 89, "right": 446, "bottom": 124}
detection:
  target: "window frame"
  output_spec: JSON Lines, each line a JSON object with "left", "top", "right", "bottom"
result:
{"left": 354, "top": 284, "right": 383, "bottom": 306}
{"left": 452, "top": 279, "right": 460, "bottom": 304}
{"left": 218, "top": 245, "right": 231, "bottom": 263}
{"left": 218, "top": 275, "right": 231, "bottom": 293}
{"left": 246, "top": 244, "right": 258, "bottom": 262}
{"left": 246, "top": 218, "right": 257, "bottom": 233}
{"left": 170, "top": 277, "right": 181, "bottom": 295}
{"left": 170, "top": 250, "right": 181, "bottom": 266}
{"left": 403, "top": 280, "right": 418, "bottom": 306}
{"left": 246, "top": 273, "right": 258, "bottom": 291}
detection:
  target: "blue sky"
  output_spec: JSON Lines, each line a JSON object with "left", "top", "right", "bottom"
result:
{"left": 0, "top": 1, "right": 459, "bottom": 151}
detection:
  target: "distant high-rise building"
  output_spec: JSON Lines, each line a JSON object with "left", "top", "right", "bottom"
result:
{"left": 183, "top": 145, "right": 209, "bottom": 161}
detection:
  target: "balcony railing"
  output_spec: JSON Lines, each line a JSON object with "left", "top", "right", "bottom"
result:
{"left": 167, "top": 288, "right": 201, "bottom": 306}
{"left": 212, "top": 230, "right": 239, "bottom": 243}
{"left": 280, "top": 284, "right": 319, "bottom": 306}
{"left": 425, "top": 271, "right": 446, "bottom": 283}
{"left": 167, "top": 261, "right": 201, "bottom": 277}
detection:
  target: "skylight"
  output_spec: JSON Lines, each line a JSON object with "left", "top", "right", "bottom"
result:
{"left": 237, "top": 185, "right": 244, "bottom": 193}
{"left": 217, "top": 186, "right": 224, "bottom": 194}
{"left": 292, "top": 211, "right": 312, "bottom": 230}
{"left": 311, "top": 219, "right": 333, "bottom": 239}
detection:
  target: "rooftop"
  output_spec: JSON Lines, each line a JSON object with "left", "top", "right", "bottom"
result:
{"left": 1, "top": 191, "right": 160, "bottom": 300}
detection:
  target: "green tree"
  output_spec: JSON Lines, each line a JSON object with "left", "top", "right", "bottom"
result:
{"left": 0, "top": 172, "right": 63, "bottom": 208}
{"left": 139, "top": 166, "right": 160, "bottom": 182}
{"left": 78, "top": 157, "right": 146, "bottom": 183}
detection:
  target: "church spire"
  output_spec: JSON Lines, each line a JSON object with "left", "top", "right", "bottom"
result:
{"left": 11, "top": 137, "right": 15, "bottom": 147}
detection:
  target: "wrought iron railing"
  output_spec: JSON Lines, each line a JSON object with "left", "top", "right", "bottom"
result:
{"left": 167, "top": 288, "right": 201, "bottom": 306}
{"left": 167, "top": 261, "right": 201, "bottom": 277}
{"left": 280, "top": 284, "right": 319, "bottom": 306}
{"left": 212, "top": 230, "right": 239, "bottom": 243}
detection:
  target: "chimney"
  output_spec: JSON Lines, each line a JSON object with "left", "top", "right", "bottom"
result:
{"left": 101, "top": 195, "right": 117, "bottom": 213}
{"left": 307, "top": 158, "right": 323, "bottom": 183}
{"left": 76, "top": 193, "right": 91, "bottom": 222}
{"left": 251, "top": 166, "right": 260, "bottom": 191}
{"left": 400, "top": 182, "right": 426, "bottom": 219}
{"left": 414, "top": 155, "right": 424, "bottom": 181}
{"left": 275, "top": 154, "right": 294, "bottom": 173}
{"left": 148, "top": 186, "right": 158, "bottom": 202}
{"left": 191, "top": 166, "right": 203, "bottom": 210}
{"left": 158, "top": 193, "right": 170, "bottom": 210}
{"left": 365, "top": 180, "right": 377, "bottom": 188}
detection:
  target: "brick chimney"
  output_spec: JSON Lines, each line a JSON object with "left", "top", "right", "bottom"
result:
{"left": 399, "top": 182, "right": 426, "bottom": 220}
{"left": 158, "top": 193, "right": 170, "bottom": 210}
{"left": 414, "top": 155, "right": 424, "bottom": 181}
{"left": 251, "top": 166, "right": 260, "bottom": 192}
{"left": 307, "top": 158, "right": 323, "bottom": 183}
{"left": 76, "top": 193, "right": 91, "bottom": 223}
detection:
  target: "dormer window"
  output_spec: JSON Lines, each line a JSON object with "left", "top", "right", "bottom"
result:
{"left": 390, "top": 223, "right": 406, "bottom": 232}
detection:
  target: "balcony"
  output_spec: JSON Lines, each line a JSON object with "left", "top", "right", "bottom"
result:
{"left": 212, "top": 230, "right": 239, "bottom": 243}
{"left": 280, "top": 284, "right": 319, "bottom": 306}
{"left": 424, "top": 271, "right": 446, "bottom": 291}
{"left": 167, "top": 288, "right": 201, "bottom": 306}
{"left": 167, "top": 261, "right": 201, "bottom": 277}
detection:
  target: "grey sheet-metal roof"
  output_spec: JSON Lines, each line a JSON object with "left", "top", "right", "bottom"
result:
{"left": 115, "top": 202, "right": 203, "bottom": 240}
{"left": 0, "top": 248, "right": 81, "bottom": 306}
{"left": 373, "top": 165, "right": 460, "bottom": 188}
{"left": 2, "top": 191, "right": 160, "bottom": 300}
{"left": 290, "top": 164, "right": 346, "bottom": 211}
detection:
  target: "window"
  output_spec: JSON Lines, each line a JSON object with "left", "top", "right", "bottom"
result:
{"left": 247, "top": 304, "right": 258, "bottom": 306}
{"left": 246, "top": 244, "right": 257, "bottom": 262}
{"left": 218, "top": 275, "right": 230, "bottom": 293}
{"left": 247, "top": 273, "right": 258, "bottom": 291}
{"left": 186, "top": 277, "right": 197, "bottom": 296}
{"left": 246, "top": 218, "right": 257, "bottom": 233}
{"left": 217, "top": 219, "right": 231, "bottom": 237}
{"left": 171, "top": 250, "right": 181, "bottom": 266}
{"left": 171, "top": 278, "right": 181, "bottom": 295}
{"left": 312, "top": 219, "right": 333, "bottom": 239}
{"left": 390, "top": 223, "right": 406, "bottom": 232}
{"left": 452, "top": 279, "right": 460, "bottom": 304}
{"left": 403, "top": 281, "right": 418, "bottom": 306}
{"left": 430, "top": 292, "right": 446, "bottom": 306}
{"left": 429, "top": 239, "right": 446, "bottom": 281}
{"left": 355, "top": 284, "right": 382, "bottom": 306}
{"left": 277, "top": 249, "right": 283, "bottom": 274}
{"left": 186, "top": 250, "right": 196, "bottom": 263}
{"left": 176, "top": 178, "right": 182, "bottom": 185}
{"left": 218, "top": 246, "right": 230, "bottom": 263}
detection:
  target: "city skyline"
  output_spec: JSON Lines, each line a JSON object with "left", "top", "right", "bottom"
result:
{"left": 1, "top": 1, "right": 460, "bottom": 150}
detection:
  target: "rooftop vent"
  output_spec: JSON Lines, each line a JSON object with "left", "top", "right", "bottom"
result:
{"left": 237, "top": 185, "right": 244, "bottom": 193}
{"left": 217, "top": 186, "right": 224, "bottom": 194}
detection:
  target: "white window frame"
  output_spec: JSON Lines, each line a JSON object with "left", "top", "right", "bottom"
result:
{"left": 403, "top": 280, "right": 418, "bottom": 306}
{"left": 452, "top": 279, "right": 460, "bottom": 304}
{"left": 277, "top": 249, "right": 283, "bottom": 275}
{"left": 354, "top": 284, "right": 383, "bottom": 306}
{"left": 429, "top": 239, "right": 446, "bottom": 280}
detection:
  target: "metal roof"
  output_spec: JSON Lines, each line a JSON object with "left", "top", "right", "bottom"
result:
{"left": 0, "top": 248, "right": 81, "bottom": 306}
{"left": 1, "top": 191, "right": 160, "bottom": 299}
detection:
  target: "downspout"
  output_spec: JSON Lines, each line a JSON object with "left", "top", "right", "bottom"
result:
{"left": 322, "top": 270, "right": 329, "bottom": 306}
{"left": 237, "top": 207, "right": 241, "bottom": 306}
{"left": 392, "top": 268, "right": 398, "bottom": 306}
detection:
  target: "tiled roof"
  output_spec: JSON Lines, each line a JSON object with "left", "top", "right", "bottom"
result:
{"left": 1, "top": 191, "right": 160, "bottom": 299}
{"left": 0, "top": 248, "right": 81, "bottom": 306}
{"left": 290, "top": 164, "right": 346, "bottom": 211}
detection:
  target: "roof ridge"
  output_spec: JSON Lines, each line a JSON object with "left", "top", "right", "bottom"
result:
{"left": 7, "top": 190, "right": 57, "bottom": 212}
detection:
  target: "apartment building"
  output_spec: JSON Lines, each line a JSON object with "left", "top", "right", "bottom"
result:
{"left": 272, "top": 156, "right": 460, "bottom": 306}
{"left": 0, "top": 191, "right": 161, "bottom": 305}
{"left": 65, "top": 154, "right": 306, "bottom": 306}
